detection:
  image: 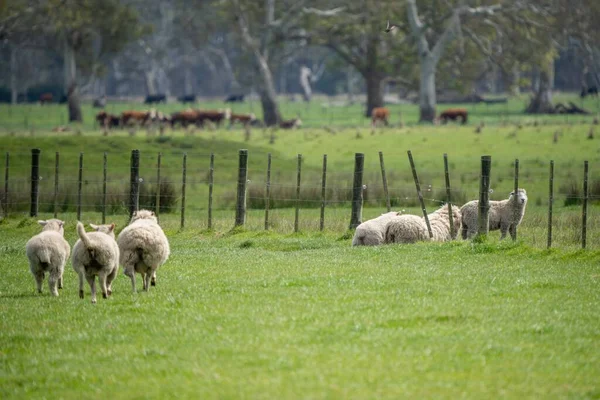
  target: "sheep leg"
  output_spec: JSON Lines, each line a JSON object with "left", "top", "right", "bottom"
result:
{"left": 48, "top": 271, "right": 59, "bottom": 297}
{"left": 78, "top": 271, "right": 85, "bottom": 299}
{"left": 106, "top": 264, "right": 118, "bottom": 296}
{"left": 151, "top": 271, "right": 156, "bottom": 286}
{"left": 509, "top": 224, "right": 517, "bottom": 241}
{"left": 142, "top": 272, "right": 149, "bottom": 291}
{"left": 500, "top": 223, "right": 509, "bottom": 240}
{"left": 58, "top": 275, "right": 63, "bottom": 289}
{"left": 32, "top": 269, "right": 44, "bottom": 294}
{"left": 99, "top": 273, "right": 109, "bottom": 300}
{"left": 87, "top": 275, "right": 97, "bottom": 304}
{"left": 124, "top": 267, "right": 136, "bottom": 293}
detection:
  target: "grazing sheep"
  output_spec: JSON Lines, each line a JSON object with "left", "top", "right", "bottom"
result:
{"left": 352, "top": 211, "right": 402, "bottom": 246}
{"left": 385, "top": 204, "right": 462, "bottom": 244}
{"left": 25, "top": 219, "right": 71, "bottom": 296}
{"left": 460, "top": 188, "right": 528, "bottom": 240}
{"left": 72, "top": 222, "right": 119, "bottom": 303}
{"left": 117, "top": 210, "right": 170, "bottom": 292}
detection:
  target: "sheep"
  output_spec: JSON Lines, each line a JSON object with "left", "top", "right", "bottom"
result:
{"left": 352, "top": 211, "right": 402, "bottom": 246}
{"left": 25, "top": 219, "right": 71, "bottom": 296}
{"left": 460, "top": 188, "right": 528, "bottom": 240}
{"left": 117, "top": 210, "right": 170, "bottom": 292}
{"left": 385, "top": 204, "right": 462, "bottom": 244}
{"left": 71, "top": 222, "right": 120, "bottom": 303}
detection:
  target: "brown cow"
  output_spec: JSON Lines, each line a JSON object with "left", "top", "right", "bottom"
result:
{"left": 196, "top": 109, "right": 231, "bottom": 128}
{"left": 39, "top": 93, "right": 53, "bottom": 105}
{"left": 371, "top": 107, "right": 390, "bottom": 127}
{"left": 170, "top": 109, "right": 202, "bottom": 128}
{"left": 279, "top": 118, "right": 302, "bottom": 129}
{"left": 96, "top": 111, "right": 120, "bottom": 129}
{"left": 437, "top": 108, "right": 468, "bottom": 125}
{"left": 120, "top": 110, "right": 155, "bottom": 127}
{"left": 229, "top": 112, "right": 256, "bottom": 128}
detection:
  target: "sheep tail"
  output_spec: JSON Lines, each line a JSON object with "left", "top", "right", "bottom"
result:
{"left": 77, "top": 222, "right": 95, "bottom": 259}
{"left": 136, "top": 247, "right": 144, "bottom": 264}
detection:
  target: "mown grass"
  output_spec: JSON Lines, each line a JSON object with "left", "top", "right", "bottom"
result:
{"left": 1, "top": 212, "right": 599, "bottom": 399}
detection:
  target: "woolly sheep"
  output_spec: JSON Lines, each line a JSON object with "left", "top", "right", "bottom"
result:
{"left": 352, "top": 211, "right": 402, "bottom": 246}
{"left": 385, "top": 204, "right": 462, "bottom": 244}
{"left": 72, "top": 222, "right": 119, "bottom": 303}
{"left": 460, "top": 188, "right": 528, "bottom": 240}
{"left": 25, "top": 219, "right": 71, "bottom": 296}
{"left": 117, "top": 210, "right": 170, "bottom": 292}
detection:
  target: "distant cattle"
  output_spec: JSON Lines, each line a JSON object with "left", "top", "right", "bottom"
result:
{"left": 224, "top": 94, "right": 245, "bottom": 103}
{"left": 438, "top": 108, "right": 468, "bottom": 125}
{"left": 229, "top": 113, "right": 257, "bottom": 128}
{"left": 93, "top": 96, "right": 106, "bottom": 108}
{"left": 371, "top": 107, "right": 390, "bottom": 127}
{"left": 580, "top": 86, "right": 599, "bottom": 98}
{"left": 39, "top": 93, "right": 53, "bottom": 105}
{"left": 96, "top": 111, "right": 120, "bottom": 129}
{"left": 144, "top": 94, "right": 167, "bottom": 104}
{"left": 197, "top": 109, "right": 231, "bottom": 128}
{"left": 170, "top": 109, "right": 202, "bottom": 128}
{"left": 121, "top": 110, "right": 154, "bottom": 126}
{"left": 279, "top": 118, "right": 302, "bottom": 129}
{"left": 178, "top": 94, "right": 196, "bottom": 104}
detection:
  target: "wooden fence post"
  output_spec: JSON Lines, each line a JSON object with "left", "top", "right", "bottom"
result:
{"left": 77, "top": 152, "right": 83, "bottom": 221}
{"left": 294, "top": 154, "right": 302, "bottom": 233}
{"left": 181, "top": 152, "right": 187, "bottom": 229}
{"left": 129, "top": 149, "right": 140, "bottom": 218}
{"left": 349, "top": 153, "right": 364, "bottom": 230}
{"left": 208, "top": 153, "right": 214, "bottom": 229}
{"left": 53, "top": 152, "right": 59, "bottom": 218}
{"left": 264, "top": 153, "right": 272, "bottom": 230}
{"left": 477, "top": 155, "right": 492, "bottom": 239}
{"left": 3, "top": 152, "right": 8, "bottom": 218}
{"left": 30, "top": 148, "right": 40, "bottom": 217}
{"left": 407, "top": 150, "right": 432, "bottom": 238}
{"left": 235, "top": 149, "right": 248, "bottom": 227}
{"left": 512, "top": 158, "right": 520, "bottom": 241}
{"left": 379, "top": 151, "right": 391, "bottom": 212}
{"left": 582, "top": 160, "right": 589, "bottom": 249}
{"left": 320, "top": 154, "right": 327, "bottom": 231}
{"left": 443, "top": 153, "right": 455, "bottom": 239}
{"left": 547, "top": 160, "right": 554, "bottom": 249}
{"left": 156, "top": 152, "right": 161, "bottom": 223}
{"left": 102, "top": 152, "right": 107, "bottom": 224}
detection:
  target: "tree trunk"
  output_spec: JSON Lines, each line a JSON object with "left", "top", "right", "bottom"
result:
{"left": 419, "top": 60, "right": 436, "bottom": 122}
{"left": 510, "top": 64, "right": 520, "bottom": 96}
{"left": 256, "top": 56, "right": 281, "bottom": 126}
{"left": 64, "top": 42, "right": 82, "bottom": 123}
{"left": 365, "top": 73, "right": 383, "bottom": 117}
{"left": 526, "top": 68, "right": 554, "bottom": 114}
{"left": 347, "top": 67, "right": 355, "bottom": 104}
{"left": 183, "top": 63, "right": 194, "bottom": 95}
{"left": 145, "top": 70, "right": 157, "bottom": 96}
{"left": 10, "top": 46, "right": 17, "bottom": 104}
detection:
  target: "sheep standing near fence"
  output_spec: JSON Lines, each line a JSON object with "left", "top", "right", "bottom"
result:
{"left": 71, "top": 222, "right": 120, "bottom": 303}
{"left": 385, "top": 204, "right": 462, "bottom": 244}
{"left": 460, "top": 188, "right": 528, "bottom": 240}
{"left": 117, "top": 210, "right": 170, "bottom": 293}
{"left": 25, "top": 219, "right": 71, "bottom": 296}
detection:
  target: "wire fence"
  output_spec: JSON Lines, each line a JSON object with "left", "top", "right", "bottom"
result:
{"left": 1, "top": 148, "right": 598, "bottom": 249}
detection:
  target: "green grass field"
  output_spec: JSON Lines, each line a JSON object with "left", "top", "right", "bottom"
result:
{"left": 1, "top": 99, "right": 600, "bottom": 398}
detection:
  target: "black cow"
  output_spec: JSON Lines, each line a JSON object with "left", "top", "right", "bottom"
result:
{"left": 580, "top": 86, "right": 599, "bottom": 98}
{"left": 224, "top": 94, "right": 245, "bottom": 103}
{"left": 93, "top": 96, "right": 106, "bottom": 108}
{"left": 178, "top": 94, "right": 196, "bottom": 104}
{"left": 144, "top": 94, "right": 167, "bottom": 104}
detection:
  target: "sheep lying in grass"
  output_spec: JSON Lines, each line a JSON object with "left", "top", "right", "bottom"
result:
{"left": 25, "top": 219, "right": 70, "bottom": 296}
{"left": 460, "top": 188, "right": 528, "bottom": 240}
{"left": 72, "top": 222, "right": 119, "bottom": 303}
{"left": 385, "top": 204, "right": 462, "bottom": 244}
{"left": 352, "top": 211, "right": 402, "bottom": 246}
{"left": 117, "top": 210, "right": 170, "bottom": 292}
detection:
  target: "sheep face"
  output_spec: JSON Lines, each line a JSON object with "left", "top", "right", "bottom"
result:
{"left": 38, "top": 219, "right": 65, "bottom": 235}
{"left": 89, "top": 223, "right": 116, "bottom": 238}
{"left": 130, "top": 209, "right": 158, "bottom": 224}
{"left": 509, "top": 189, "right": 528, "bottom": 205}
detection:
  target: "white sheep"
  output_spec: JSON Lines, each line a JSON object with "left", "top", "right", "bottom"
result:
{"left": 117, "top": 210, "right": 170, "bottom": 292}
{"left": 460, "top": 188, "right": 528, "bottom": 240}
{"left": 385, "top": 204, "right": 462, "bottom": 244}
{"left": 25, "top": 219, "right": 71, "bottom": 296}
{"left": 352, "top": 211, "right": 402, "bottom": 246}
{"left": 72, "top": 222, "right": 120, "bottom": 303}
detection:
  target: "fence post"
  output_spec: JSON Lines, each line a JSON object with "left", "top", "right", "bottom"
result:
{"left": 208, "top": 153, "right": 214, "bottom": 229}
{"left": 349, "top": 153, "right": 364, "bottom": 230}
{"left": 443, "top": 153, "right": 455, "bottom": 239}
{"left": 3, "top": 152, "right": 8, "bottom": 218}
{"left": 156, "top": 152, "right": 161, "bottom": 223}
{"left": 379, "top": 151, "right": 391, "bottom": 212}
{"left": 30, "top": 148, "right": 41, "bottom": 217}
{"left": 320, "top": 154, "right": 327, "bottom": 231}
{"left": 294, "top": 154, "right": 302, "bottom": 232}
{"left": 512, "top": 158, "right": 520, "bottom": 241}
{"left": 407, "top": 150, "right": 432, "bottom": 238}
{"left": 77, "top": 152, "right": 83, "bottom": 221}
{"left": 477, "top": 155, "right": 492, "bottom": 240}
{"left": 129, "top": 149, "right": 140, "bottom": 218}
{"left": 102, "top": 152, "right": 107, "bottom": 224}
{"left": 547, "top": 160, "right": 554, "bottom": 249}
{"left": 235, "top": 149, "right": 248, "bottom": 227}
{"left": 53, "top": 152, "right": 59, "bottom": 218}
{"left": 264, "top": 153, "right": 272, "bottom": 230}
{"left": 181, "top": 152, "right": 187, "bottom": 229}
{"left": 582, "top": 160, "right": 589, "bottom": 249}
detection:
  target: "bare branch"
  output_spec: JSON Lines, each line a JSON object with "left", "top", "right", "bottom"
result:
{"left": 302, "top": 7, "right": 346, "bottom": 17}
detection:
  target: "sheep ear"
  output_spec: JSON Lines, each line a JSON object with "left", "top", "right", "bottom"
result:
{"left": 109, "top": 223, "right": 115, "bottom": 231}
{"left": 59, "top": 221, "right": 64, "bottom": 227}
{"left": 38, "top": 220, "right": 47, "bottom": 226}
{"left": 89, "top": 223, "right": 99, "bottom": 230}
{"left": 150, "top": 211, "right": 155, "bottom": 216}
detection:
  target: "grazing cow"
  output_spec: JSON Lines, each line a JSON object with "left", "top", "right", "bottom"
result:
{"left": 437, "top": 108, "right": 468, "bottom": 125}
{"left": 229, "top": 112, "right": 256, "bottom": 128}
{"left": 279, "top": 118, "right": 302, "bottom": 129}
{"left": 197, "top": 109, "right": 231, "bottom": 128}
{"left": 93, "top": 96, "right": 106, "bottom": 108}
{"left": 96, "top": 111, "right": 120, "bottom": 129}
{"left": 170, "top": 109, "right": 202, "bottom": 128}
{"left": 580, "top": 86, "right": 599, "bottom": 98}
{"left": 371, "top": 107, "right": 390, "bottom": 127}
{"left": 224, "top": 94, "right": 245, "bottom": 103}
{"left": 121, "top": 110, "right": 155, "bottom": 127}
{"left": 178, "top": 94, "right": 196, "bottom": 104}
{"left": 39, "top": 93, "right": 53, "bottom": 105}
{"left": 144, "top": 94, "right": 167, "bottom": 104}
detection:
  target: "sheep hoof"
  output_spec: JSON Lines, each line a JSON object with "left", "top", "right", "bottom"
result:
{"left": 79, "top": 290, "right": 84, "bottom": 299}
{"left": 92, "top": 299, "right": 97, "bottom": 304}
{"left": 102, "top": 292, "right": 108, "bottom": 299}
{"left": 151, "top": 278, "right": 156, "bottom": 286}
{"left": 107, "top": 289, "right": 112, "bottom": 296}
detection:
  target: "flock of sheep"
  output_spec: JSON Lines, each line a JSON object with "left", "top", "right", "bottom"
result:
{"left": 25, "top": 209, "right": 170, "bottom": 303}
{"left": 22, "top": 189, "right": 528, "bottom": 301}
{"left": 352, "top": 188, "right": 528, "bottom": 246}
